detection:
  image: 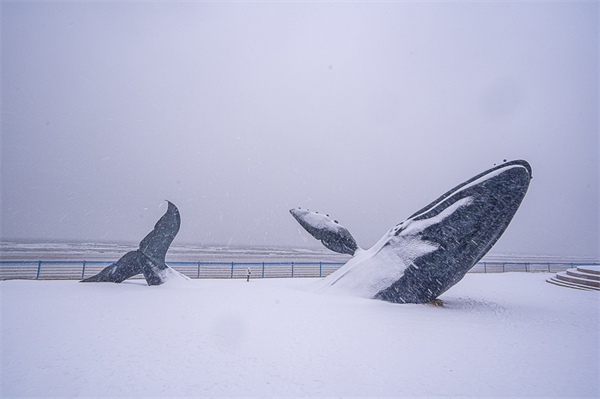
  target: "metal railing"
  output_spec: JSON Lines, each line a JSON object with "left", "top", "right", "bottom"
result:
{"left": 469, "top": 261, "right": 599, "bottom": 273}
{"left": 0, "top": 260, "right": 346, "bottom": 281}
{"left": 0, "top": 260, "right": 598, "bottom": 281}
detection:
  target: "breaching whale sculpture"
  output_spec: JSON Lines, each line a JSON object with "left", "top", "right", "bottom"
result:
{"left": 290, "top": 160, "right": 532, "bottom": 304}
{"left": 81, "top": 201, "right": 182, "bottom": 286}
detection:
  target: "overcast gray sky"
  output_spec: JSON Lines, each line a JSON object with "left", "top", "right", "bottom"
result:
{"left": 1, "top": 1, "right": 598, "bottom": 258}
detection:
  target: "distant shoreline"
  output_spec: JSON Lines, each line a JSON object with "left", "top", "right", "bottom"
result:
{"left": 0, "top": 240, "right": 597, "bottom": 264}
{"left": 0, "top": 240, "right": 351, "bottom": 263}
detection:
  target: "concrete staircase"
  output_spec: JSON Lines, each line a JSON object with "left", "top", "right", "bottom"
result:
{"left": 547, "top": 265, "right": 600, "bottom": 291}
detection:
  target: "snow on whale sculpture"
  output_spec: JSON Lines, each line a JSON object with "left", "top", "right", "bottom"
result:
{"left": 81, "top": 201, "right": 186, "bottom": 286}
{"left": 290, "top": 160, "right": 533, "bottom": 304}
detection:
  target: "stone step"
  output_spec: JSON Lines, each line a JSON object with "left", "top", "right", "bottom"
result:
{"left": 546, "top": 277, "right": 598, "bottom": 291}
{"left": 577, "top": 265, "right": 600, "bottom": 275}
{"left": 567, "top": 269, "right": 600, "bottom": 281}
{"left": 555, "top": 271, "right": 600, "bottom": 289}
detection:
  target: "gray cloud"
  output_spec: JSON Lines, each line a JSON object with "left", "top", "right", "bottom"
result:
{"left": 1, "top": 1, "right": 598, "bottom": 258}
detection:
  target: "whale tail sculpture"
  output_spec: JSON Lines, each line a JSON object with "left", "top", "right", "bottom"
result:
{"left": 81, "top": 201, "right": 181, "bottom": 286}
{"left": 290, "top": 160, "right": 532, "bottom": 304}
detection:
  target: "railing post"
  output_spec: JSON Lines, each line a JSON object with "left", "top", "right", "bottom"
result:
{"left": 319, "top": 261, "right": 322, "bottom": 277}
{"left": 291, "top": 262, "right": 294, "bottom": 278}
{"left": 484, "top": 262, "right": 487, "bottom": 273}
{"left": 197, "top": 261, "right": 201, "bottom": 279}
{"left": 36, "top": 260, "right": 42, "bottom": 280}
{"left": 81, "top": 260, "right": 86, "bottom": 280}
{"left": 547, "top": 262, "right": 550, "bottom": 273}
{"left": 502, "top": 262, "right": 505, "bottom": 273}
{"left": 231, "top": 262, "right": 234, "bottom": 278}
{"left": 262, "top": 262, "right": 265, "bottom": 278}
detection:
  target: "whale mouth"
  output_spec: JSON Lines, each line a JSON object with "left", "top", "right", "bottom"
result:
{"left": 407, "top": 160, "right": 532, "bottom": 221}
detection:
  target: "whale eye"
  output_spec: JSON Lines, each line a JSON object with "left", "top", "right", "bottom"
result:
{"left": 334, "top": 220, "right": 338, "bottom": 224}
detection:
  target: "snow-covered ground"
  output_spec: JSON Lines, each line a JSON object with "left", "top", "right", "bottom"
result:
{"left": 1, "top": 273, "right": 598, "bottom": 398}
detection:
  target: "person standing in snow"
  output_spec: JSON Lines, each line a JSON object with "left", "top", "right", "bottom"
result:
{"left": 246, "top": 267, "right": 251, "bottom": 282}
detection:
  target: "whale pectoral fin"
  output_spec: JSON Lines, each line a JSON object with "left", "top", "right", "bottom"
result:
{"left": 289, "top": 208, "right": 358, "bottom": 255}
{"left": 80, "top": 251, "right": 143, "bottom": 283}
{"left": 373, "top": 160, "right": 533, "bottom": 303}
{"left": 138, "top": 201, "right": 181, "bottom": 263}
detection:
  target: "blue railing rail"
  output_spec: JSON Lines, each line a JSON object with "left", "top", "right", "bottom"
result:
{"left": 0, "top": 260, "right": 347, "bottom": 280}
{"left": 167, "top": 261, "right": 345, "bottom": 279}
{"left": 0, "top": 260, "right": 116, "bottom": 280}
{"left": 474, "top": 261, "right": 600, "bottom": 273}
{"left": 0, "top": 260, "right": 598, "bottom": 281}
